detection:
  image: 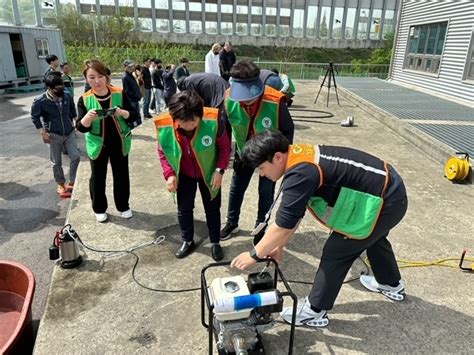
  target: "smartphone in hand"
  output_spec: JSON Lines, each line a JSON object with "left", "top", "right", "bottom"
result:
{"left": 95, "top": 107, "right": 117, "bottom": 117}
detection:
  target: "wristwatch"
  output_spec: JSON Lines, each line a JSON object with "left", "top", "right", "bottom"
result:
{"left": 215, "top": 168, "right": 225, "bottom": 175}
{"left": 249, "top": 247, "right": 263, "bottom": 262}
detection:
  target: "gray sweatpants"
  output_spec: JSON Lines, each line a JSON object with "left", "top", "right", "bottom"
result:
{"left": 49, "top": 132, "right": 80, "bottom": 185}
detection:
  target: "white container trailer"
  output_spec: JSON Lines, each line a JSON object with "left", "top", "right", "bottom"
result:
{"left": 0, "top": 25, "right": 65, "bottom": 89}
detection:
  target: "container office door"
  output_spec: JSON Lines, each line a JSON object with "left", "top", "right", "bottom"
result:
{"left": 22, "top": 33, "right": 43, "bottom": 78}
{"left": 0, "top": 33, "right": 17, "bottom": 82}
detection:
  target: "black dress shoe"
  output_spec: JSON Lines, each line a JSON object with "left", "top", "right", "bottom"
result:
{"left": 175, "top": 241, "right": 195, "bottom": 259}
{"left": 211, "top": 244, "right": 224, "bottom": 261}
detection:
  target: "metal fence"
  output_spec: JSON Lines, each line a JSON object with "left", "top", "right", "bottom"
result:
{"left": 66, "top": 46, "right": 389, "bottom": 79}
{"left": 187, "top": 61, "right": 389, "bottom": 80}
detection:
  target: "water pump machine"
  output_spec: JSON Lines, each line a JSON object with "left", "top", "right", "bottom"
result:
{"left": 201, "top": 260, "right": 297, "bottom": 355}
{"left": 49, "top": 224, "right": 82, "bottom": 268}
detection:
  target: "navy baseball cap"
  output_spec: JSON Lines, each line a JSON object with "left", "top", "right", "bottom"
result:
{"left": 229, "top": 76, "right": 264, "bottom": 102}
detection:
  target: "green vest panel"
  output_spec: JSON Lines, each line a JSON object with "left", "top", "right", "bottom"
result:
{"left": 225, "top": 89, "right": 280, "bottom": 156}
{"left": 156, "top": 112, "right": 220, "bottom": 199}
{"left": 82, "top": 87, "right": 131, "bottom": 160}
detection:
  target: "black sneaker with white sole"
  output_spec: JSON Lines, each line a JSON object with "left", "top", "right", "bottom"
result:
{"left": 220, "top": 223, "right": 239, "bottom": 241}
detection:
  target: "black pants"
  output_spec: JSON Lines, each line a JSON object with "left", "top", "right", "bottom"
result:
{"left": 226, "top": 154, "right": 275, "bottom": 227}
{"left": 89, "top": 148, "right": 130, "bottom": 214}
{"left": 308, "top": 181, "right": 408, "bottom": 310}
{"left": 177, "top": 174, "right": 221, "bottom": 244}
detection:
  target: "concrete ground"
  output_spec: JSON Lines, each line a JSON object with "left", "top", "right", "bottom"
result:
{"left": 33, "top": 80, "right": 473, "bottom": 354}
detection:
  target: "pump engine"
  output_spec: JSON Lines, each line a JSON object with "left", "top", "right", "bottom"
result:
{"left": 201, "top": 261, "right": 297, "bottom": 355}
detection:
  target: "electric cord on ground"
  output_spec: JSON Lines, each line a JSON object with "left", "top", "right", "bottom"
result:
{"left": 281, "top": 256, "right": 370, "bottom": 286}
{"left": 63, "top": 229, "right": 473, "bottom": 293}
{"left": 69, "top": 232, "right": 201, "bottom": 293}
{"left": 288, "top": 108, "right": 338, "bottom": 124}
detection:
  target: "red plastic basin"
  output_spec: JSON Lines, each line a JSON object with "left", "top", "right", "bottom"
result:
{"left": 0, "top": 261, "right": 36, "bottom": 354}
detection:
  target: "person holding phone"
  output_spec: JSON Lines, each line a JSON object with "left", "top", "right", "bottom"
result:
{"left": 76, "top": 59, "right": 139, "bottom": 223}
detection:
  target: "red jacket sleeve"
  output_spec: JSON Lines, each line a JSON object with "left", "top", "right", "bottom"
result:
{"left": 157, "top": 143, "right": 176, "bottom": 180}
{"left": 215, "top": 122, "right": 231, "bottom": 170}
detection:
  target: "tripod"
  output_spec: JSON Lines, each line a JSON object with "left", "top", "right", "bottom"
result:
{"left": 314, "top": 62, "right": 340, "bottom": 107}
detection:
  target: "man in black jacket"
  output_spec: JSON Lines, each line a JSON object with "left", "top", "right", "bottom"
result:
{"left": 151, "top": 59, "right": 164, "bottom": 113}
{"left": 141, "top": 58, "right": 152, "bottom": 119}
{"left": 122, "top": 60, "right": 142, "bottom": 126}
{"left": 31, "top": 74, "right": 80, "bottom": 198}
{"left": 219, "top": 42, "right": 236, "bottom": 81}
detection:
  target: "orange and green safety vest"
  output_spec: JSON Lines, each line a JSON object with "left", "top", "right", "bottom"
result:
{"left": 154, "top": 107, "right": 220, "bottom": 199}
{"left": 285, "top": 144, "right": 390, "bottom": 240}
{"left": 225, "top": 86, "right": 284, "bottom": 156}
{"left": 82, "top": 85, "right": 131, "bottom": 160}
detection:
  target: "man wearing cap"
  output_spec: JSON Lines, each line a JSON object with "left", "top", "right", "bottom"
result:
{"left": 122, "top": 60, "right": 142, "bottom": 127}
{"left": 220, "top": 60, "right": 294, "bottom": 245}
{"left": 259, "top": 69, "right": 283, "bottom": 91}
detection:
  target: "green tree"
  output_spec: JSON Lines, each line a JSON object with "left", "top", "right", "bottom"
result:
{"left": 56, "top": 4, "right": 93, "bottom": 43}
{"left": 56, "top": 4, "right": 136, "bottom": 45}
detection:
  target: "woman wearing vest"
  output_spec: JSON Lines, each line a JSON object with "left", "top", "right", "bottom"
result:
{"left": 231, "top": 130, "right": 408, "bottom": 328}
{"left": 220, "top": 60, "right": 294, "bottom": 245}
{"left": 154, "top": 91, "right": 231, "bottom": 261}
{"left": 76, "top": 60, "right": 139, "bottom": 223}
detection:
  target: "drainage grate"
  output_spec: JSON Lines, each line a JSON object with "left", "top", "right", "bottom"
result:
{"left": 410, "top": 123, "right": 474, "bottom": 158}
{"left": 338, "top": 78, "right": 474, "bottom": 122}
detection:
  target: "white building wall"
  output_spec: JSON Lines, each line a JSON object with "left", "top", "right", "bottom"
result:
{"left": 390, "top": 0, "right": 474, "bottom": 103}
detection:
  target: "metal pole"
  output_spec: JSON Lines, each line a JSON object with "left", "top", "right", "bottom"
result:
{"left": 90, "top": 5, "right": 99, "bottom": 57}
{"left": 92, "top": 21, "right": 98, "bottom": 57}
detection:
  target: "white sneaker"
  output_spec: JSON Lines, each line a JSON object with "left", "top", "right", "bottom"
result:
{"left": 280, "top": 297, "right": 329, "bottom": 328}
{"left": 120, "top": 209, "right": 133, "bottom": 219}
{"left": 95, "top": 213, "right": 108, "bottom": 223}
{"left": 360, "top": 275, "right": 406, "bottom": 301}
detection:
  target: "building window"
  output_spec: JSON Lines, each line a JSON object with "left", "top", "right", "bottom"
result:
{"left": 370, "top": 9, "right": 382, "bottom": 39}
{"left": 235, "top": 23, "right": 247, "bottom": 35}
{"left": 357, "top": 9, "right": 370, "bottom": 39}
{"left": 293, "top": 9, "right": 304, "bottom": 38}
{"left": 382, "top": 10, "right": 394, "bottom": 39}
{"left": 251, "top": 23, "right": 262, "bottom": 36}
{"left": 172, "top": 1, "right": 185, "bottom": 10}
{"left": 221, "top": 4, "right": 233, "bottom": 13}
{"left": 306, "top": 6, "right": 318, "bottom": 38}
{"left": 189, "top": 21, "right": 202, "bottom": 34}
{"left": 155, "top": 0, "right": 168, "bottom": 9}
{"left": 156, "top": 19, "right": 169, "bottom": 32}
{"left": 205, "top": 21, "right": 217, "bottom": 34}
{"left": 221, "top": 22, "right": 233, "bottom": 35}
{"left": 332, "top": 7, "right": 344, "bottom": 39}
{"left": 405, "top": 22, "right": 447, "bottom": 74}
{"left": 173, "top": 19, "right": 186, "bottom": 33}
{"left": 35, "top": 39, "right": 49, "bottom": 57}
{"left": 345, "top": 8, "right": 356, "bottom": 39}
{"left": 464, "top": 30, "right": 474, "bottom": 81}
{"left": 319, "top": 7, "right": 330, "bottom": 38}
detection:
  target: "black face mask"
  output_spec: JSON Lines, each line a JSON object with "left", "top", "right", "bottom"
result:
{"left": 53, "top": 89, "right": 64, "bottom": 97}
